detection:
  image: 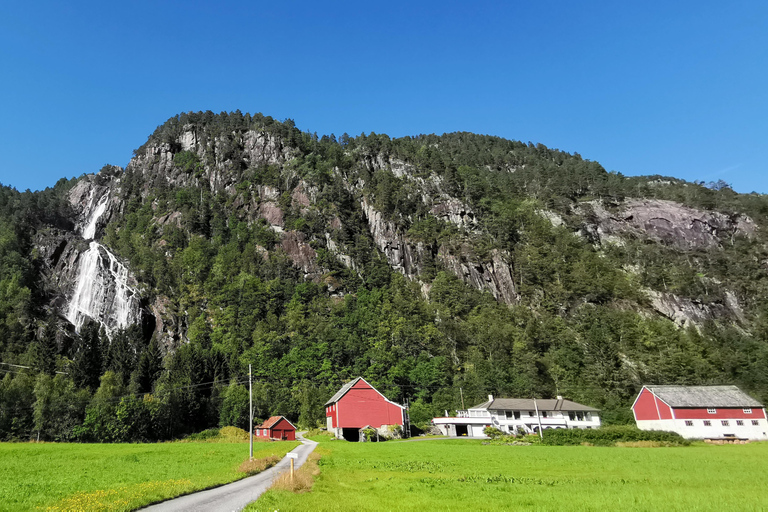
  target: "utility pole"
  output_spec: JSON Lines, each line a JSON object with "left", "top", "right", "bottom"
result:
{"left": 533, "top": 397, "right": 543, "bottom": 439}
{"left": 249, "top": 364, "right": 253, "bottom": 460}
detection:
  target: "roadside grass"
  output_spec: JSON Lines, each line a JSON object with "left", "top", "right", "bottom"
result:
{"left": 250, "top": 439, "right": 768, "bottom": 512}
{"left": 267, "top": 449, "right": 325, "bottom": 494}
{"left": 0, "top": 440, "right": 298, "bottom": 512}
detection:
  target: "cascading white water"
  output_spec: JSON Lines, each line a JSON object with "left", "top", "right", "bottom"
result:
{"left": 66, "top": 186, "right": 139, "bottom": 336}
{"left": 82, "top": 189, "right": 109, "bottom": 239}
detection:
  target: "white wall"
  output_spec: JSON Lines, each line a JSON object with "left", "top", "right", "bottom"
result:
{"left": 637, "top": 418, "right": 768, "bottom": 440}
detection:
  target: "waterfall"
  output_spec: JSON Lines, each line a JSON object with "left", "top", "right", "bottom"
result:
{"left": 65, "top": 242, "right": 140, "bottom": 336}
{"left": 82, "top": 189, "right": 109, "bottom": 239}
{"left": 66, "top": 184, "right": 139, "bottom": 336}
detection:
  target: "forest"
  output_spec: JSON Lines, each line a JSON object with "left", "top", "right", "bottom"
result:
{"left": 1, "top": 111, "right": 767, "bottom": 442}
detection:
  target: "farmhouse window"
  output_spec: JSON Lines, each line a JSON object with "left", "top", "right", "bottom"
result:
{"left": 743, "top": 408, "right": 752, "bottom": 414}
{"left": 707, "top": 408, "right": 716, "bottom": 414}
{"left": 721, "top": 420, "right": 729, "bottom": 426}
{"left": 752, "top": 420, "right": 759, "bottom": 426}
{"left": 736, "top": 420, "right": 744, "bottom": 426}
{"left": 529, "top": 411, "right": 535, "bottom": 417}
{"left": 685, "top": 420, "right": 693, "bottom": 426}
{"left": 703, "top": 420, "right": 712, "bottom": 426}
{"left": 585, "top": 412, "right": 592, "bottom": 421}
{"left": 541, "top": 411, "right": 548, "bottom": 418}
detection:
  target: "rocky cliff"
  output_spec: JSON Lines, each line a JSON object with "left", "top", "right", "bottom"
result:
{"left": 32, "top": 113, "right": 764, "bottom": 350}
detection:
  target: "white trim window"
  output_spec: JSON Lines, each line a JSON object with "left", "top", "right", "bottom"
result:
{"left": 721, "top": 420, "right": 730, "bottom": 426}
{"left": 703, "top": 420, "right": 712, "bottom": 426}
{"left": 736, "top": 420, "right": 744, "bottom": 426}
{"left": 707, "top": 408, "right": 717, "bottom": 414}
{"left": 743, "top": 408, "right": 752, "bottom": 414}
{"left": 685, "top": 420, "right": 693, "bottom": 426}
{"left": 752, "top": 420, "right": 759, "bottom": 426}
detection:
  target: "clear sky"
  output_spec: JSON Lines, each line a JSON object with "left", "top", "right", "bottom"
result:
{"left": 1, "top": 1, "right": 766, "bottom": 193}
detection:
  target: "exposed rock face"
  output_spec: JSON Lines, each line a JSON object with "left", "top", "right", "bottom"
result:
{"left": 646, "top": 289, "right": 740, "bottom": 329}
{"left": 361, "top": 197, "right": 519, "bottom": 303}
{"left": 361, "top": 198, "right": 427, "bottom": 277}
{"left": 259, "top": 202, "right": 284, "bottom": 227}
{"left": 128, "top": 128, "right": 294, "bottom": 198}
{"left": 583, "top": 199, "right": 756, "bottom": 249}
{"left": 437, "top": 247, "right": 519, "bottom": 304}
{"left": 281, "top": 231, "right": 320, "bottom": 277}
{"left": 150, "top": 295, "right": 181, "bottom": 352}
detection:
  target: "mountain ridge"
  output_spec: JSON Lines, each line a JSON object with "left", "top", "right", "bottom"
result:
{"left": 1, "top": 110, "right": 767, "bottom": 441}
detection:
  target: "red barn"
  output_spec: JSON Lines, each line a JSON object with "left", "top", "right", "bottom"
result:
{"left": 632, "top": 385, "right": 768, "bottom": 441}
{"left": 254, "top": 415, "right": 296, "bottom": 441}
{"left": 325, "top": 377, "right": 407, "bottom": 441}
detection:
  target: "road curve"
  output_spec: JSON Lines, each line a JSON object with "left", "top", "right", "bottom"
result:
{"left": 140, "top": 434, "right": 318, "bottom": 512}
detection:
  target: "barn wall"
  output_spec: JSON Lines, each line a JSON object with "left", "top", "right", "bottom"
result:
{"left": 633, "top": 388, "right": 663, "bottom": 420}
{"left": 673, "top": 408, "right": 766, "bottom": 419}
{"left": 337, "top": 383, "right": 403, "bottom": 428}
{"left": 637, "top": 418, "right": 768, "bottom": 440}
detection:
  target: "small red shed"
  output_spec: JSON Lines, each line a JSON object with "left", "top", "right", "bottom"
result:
{"left": 255, "top": 415, "right": 296, "bottom": 441}
{"left": 325, "top": 377, "right": 407, "bottom": 441}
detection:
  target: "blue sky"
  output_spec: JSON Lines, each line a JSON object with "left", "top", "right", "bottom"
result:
{"left": 1, "top": 1, "right": 766, "bottom": 193}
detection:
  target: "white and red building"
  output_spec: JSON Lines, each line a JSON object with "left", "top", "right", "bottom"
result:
{"left": 432, "top": 395, "right": 601, "bottom": 437}
{"left": 632, "top": 385, "right": 768, "bottom": 440}
{"left": 325, "top": 377, "right": 407, "bottom": 441}
{"left": 254, "top": 415, "right": 296, "bottom": 441}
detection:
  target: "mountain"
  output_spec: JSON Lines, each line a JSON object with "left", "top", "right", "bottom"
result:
{"left": 2, "top": 110, "right": 768, "bottom": 440}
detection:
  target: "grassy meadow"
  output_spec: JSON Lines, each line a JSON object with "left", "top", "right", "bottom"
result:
{"left": 0, "top": 439, "right": 298, "bottom": 512}
{"left": 251, "top": 439, "right": 768, "bottom": 512}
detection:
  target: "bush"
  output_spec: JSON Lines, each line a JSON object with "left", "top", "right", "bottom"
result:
{"left": 305, "top": 428, "right": 335, "bottom": 440}
{"left": 483, "top": 426, "right": 505, "bottom": 439}
{"left": 220, "top": 426, "right": 249, "bottom": 441}
{"left": 186, "top": 428, "right": 221, "bottom": 441}
{"left": 539, "top": 426, "right": 690, "bottom": 447}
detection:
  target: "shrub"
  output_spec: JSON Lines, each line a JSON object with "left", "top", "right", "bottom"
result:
{"left": 186, "top": 428, "right": 221, "bottom": 441}
{"left": 220, "top": 426, "right": 249, "bottom": 441}
{"left": 305, "top": 428, "right": 335, "bottom": 440}
{"left": 483, "top": 426, "right": 505, "bottom": 439}
{"left": 539, "top": 426, "right": 690, "bottom": 447}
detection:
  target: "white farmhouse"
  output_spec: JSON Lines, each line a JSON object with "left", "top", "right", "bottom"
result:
{"left": 432, "top": 395, "right": 600, "bottom": 437}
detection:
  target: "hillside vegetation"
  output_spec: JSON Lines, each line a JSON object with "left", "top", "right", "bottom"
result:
{"left": 1, "top": 111, "right": 768, "bottom": 441}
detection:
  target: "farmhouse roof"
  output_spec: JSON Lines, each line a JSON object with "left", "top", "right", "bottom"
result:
{"left": 325, "top": 377, "right": 365, "bottom": 405}
{"left": 470, "top": 398, "right": 599, "bottom": 412}
{"left": 644, "top": 385, "right": 763, "bottom": 408}
{"left": 258, "top": 415, "right": 295, "bottom": 429}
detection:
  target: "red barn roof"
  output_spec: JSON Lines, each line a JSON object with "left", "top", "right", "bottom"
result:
{"left": 634, "top": 385, "right": 763, "bottom": 409}
{"left": 326, "top": 377, "right": 405, "bottom": 409}
{"left": 257, "top": 415, "right": 296, "bottom": 430}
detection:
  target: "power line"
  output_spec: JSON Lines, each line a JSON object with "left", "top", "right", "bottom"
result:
{"left": 0, "top": 362, "right": 68, "bottom": 375}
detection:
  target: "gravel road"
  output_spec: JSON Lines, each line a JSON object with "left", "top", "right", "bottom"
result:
{"left": 140, "top": 434, "right": 318, "bottom": 512}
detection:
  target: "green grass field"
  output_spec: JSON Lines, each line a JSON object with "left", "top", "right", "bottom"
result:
{"left": 251, "top": 439, "right": 768, "bottom": 512}
{"left": 0, "top": 440, "right": 298, "bottom": 512}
